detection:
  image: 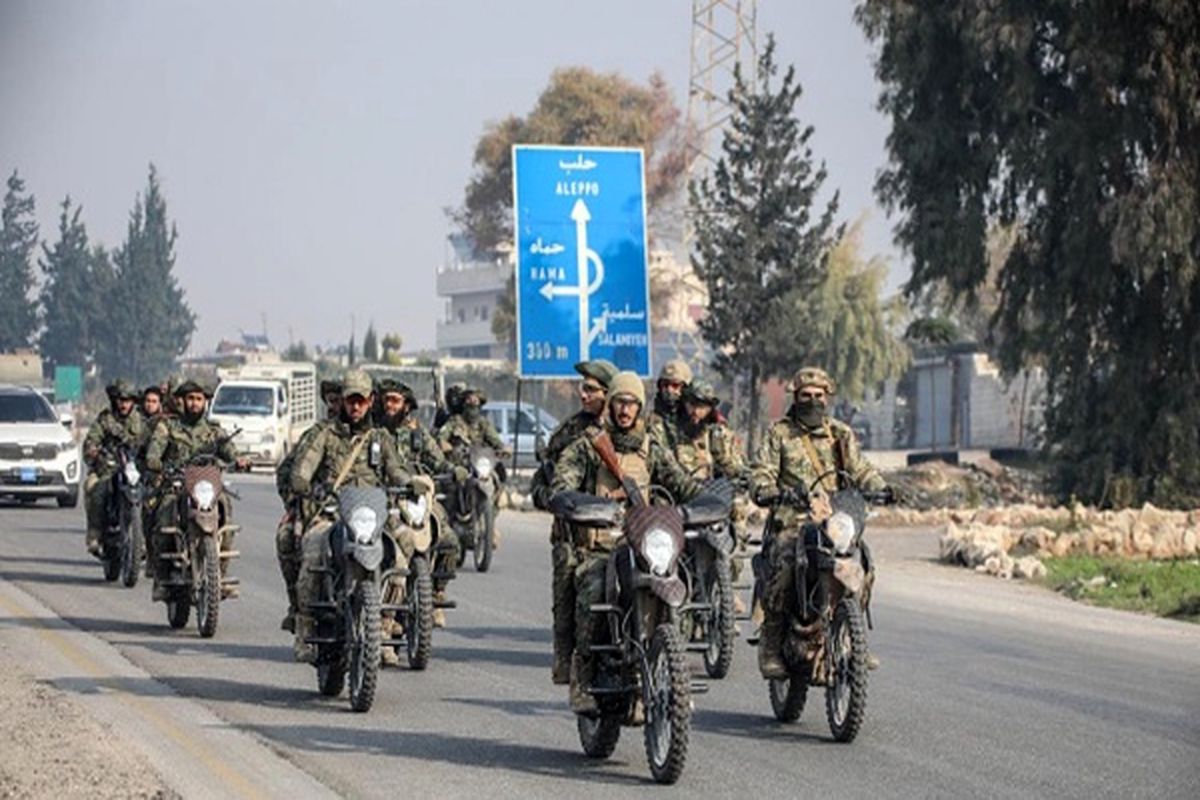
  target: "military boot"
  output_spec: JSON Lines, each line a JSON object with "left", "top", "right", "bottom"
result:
{"left": 551, "top": 645, "right": 571, "bottom": 686}
{"left": 280, "top": 585, "right": 299, "bottom": 632}
{"left": 432, "top": 590, "right": 447, "bottom": 628}
{"left": 758, "top": 617, "right": 787, "bottom": 679}
{"left": 569, "top": 653, "right": 598, "bottom": 715}
{"left": 293, "top": 615, "right": 316, "bottom": 663}
{"left": 85, "top": 528, "right": 102, "bottom": 558}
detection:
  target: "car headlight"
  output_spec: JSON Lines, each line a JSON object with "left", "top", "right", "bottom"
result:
{"left": 474, "top": 455, "right": 493, "bottom": 479}
{"left": 828, "top": 511, "right": 857, "bottom": 554}
{"left": 642, "top": 527, "right": 677, "bottom": 577}
{"left": 192, "top": 479, "right": 216, "bottom": 511}
{"left": 123, "top": 461, "right": 141, "bottom": 486}
{"left": 405, "top": 495, "right": 428, "bottom": 527}
{"left": 66, "top": 460, "right": 77, "bottom": 479}
{"left": 348, "top": 506, "right": 379, "bottom": 544}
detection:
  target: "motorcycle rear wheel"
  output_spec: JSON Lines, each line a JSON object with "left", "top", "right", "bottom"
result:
{"left": 826, "top": 597, "right": 868, "bottom": 742}
{"left": 578, "top": 713, "right": 621, "bottom": 759}
{"left": 196, "top": 536, "right": 220, "bottom": 639}
{"left": 348, "top": 579, "right": 382, "bottom": 713}
{"left": 406, "top": 556, "right": 433, "bottom": 670}
{"left": 102, "top": 549, "right": 120, "bottom": 582}
{"left": 166, "top": 594, "right": 190, "bottom": 629}
{"left": 769, "top": 665, "right": 809, "bottom": 723}
{"left": 317, "top": 658, "right": 346, "bottom": 697}
{"left": 642, "top": 623, "right": 691, "bottom": 785}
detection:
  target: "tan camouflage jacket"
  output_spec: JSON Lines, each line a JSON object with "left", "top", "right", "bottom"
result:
{"left": 289, "top": 419, "right": 408, "bottom": 495}
{"left": 276, "top": 420, "right": 331, "bottom": 502}
{"left": 83, "top": 408, "right": 145, "bottom": 476}
{"left": 144, "top": 416, "right": 236, "bottom": 473}
{"left": 392, "top": 416, "right": 449, "bottom": 476}
{"left": 437, "top": 413, "right": 505, "bottom": 463}
{"left": 531, "top": 410, "right": 603, "bottom": 510}
{"left": 750, "top": 412, "right": 884, "bottom": 526}
{"left": 673, "top": 420, "right": 747, "bottom": 483}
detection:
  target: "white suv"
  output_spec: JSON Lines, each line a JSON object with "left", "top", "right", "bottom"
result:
{"left": 0, "top": 385, "right": 81, "bottom": 507}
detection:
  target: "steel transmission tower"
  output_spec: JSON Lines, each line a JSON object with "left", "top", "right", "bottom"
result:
{"left": 687, "top": 0, "right": 757, "bottom": 173}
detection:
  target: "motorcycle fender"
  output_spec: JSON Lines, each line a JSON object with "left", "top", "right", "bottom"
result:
{"left": 353, "top": 540, "right": 384, "bottom": 572}
{"left": 192, "top": 507, "right": 219, "bottom": 534}
{"left": 477, "top": 480, "right": 494, "bottom": 500}
{"left": 123, "top": 485, "right": 143, "bottom": 505}
{"left": 832, "top": 557, "right": 865, "bottom": 596}
{"left": 649, "top": 574, "right": 687, "bottom": 608}
{"left": 409, "top": 525, "right": 432, "bottom": 554}
{"left": 702, "top": 526, "right": 733, "bottom": 556}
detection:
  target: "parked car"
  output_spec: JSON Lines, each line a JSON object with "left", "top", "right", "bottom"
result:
{"left": 0, "top": 385, "right": 80, "bottom": 506}
{"left": 482, "top": 402, "right": 559, "bottom": 468}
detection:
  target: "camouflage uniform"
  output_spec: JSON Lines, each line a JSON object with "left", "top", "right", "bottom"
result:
{"left": 288, "top": 400, "right": 409, "bottom": 660}
{"left": 648, "top": 359, "right": 692, "bottom": 451}
{"left": 83, "top": 392, "right": 145, "bottom": 552}
{"left": 273, "top": 419, "right": 332, "bottom": 630}
{"left": 551, "top": 391, "right": 699, "bottom": 711}
{"left": 390, "top": 414, "right": 460, "bottom": 591}
{"left": 437, "top": 411, "right": 505, "bottom": 461}
{"left": 750, "top": 366, "right": 885, "bottom": 676}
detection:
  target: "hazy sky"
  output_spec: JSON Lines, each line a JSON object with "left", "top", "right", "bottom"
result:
{"left": 1, "top": 0, "right": 899, "bottom": 354}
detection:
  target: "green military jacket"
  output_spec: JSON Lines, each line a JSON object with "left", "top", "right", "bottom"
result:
{"left": 437, "top": 413, "right": 505, "bottom": 463}
{"left": 750, "top": 411, "right": 884, "bottom": 525}
{"left": 144, "top": 416, "right": 236, "bottom": 473}
{"left": 674, "top": 420, "right": 747, "bottom": 483}
{"left": 136, "top": 413, "right": 166, "bottom": 460}
{"left": 83, "top": 408, "right": 145, "bottom": 476}
{"left": 550, "top": 420, "right": 700, "bottom": 510}
{"left": 391, "top": 416, "right": 448, "bottom": 476}
{"left": 648, "top": 398, "right": 683, "bottom": 452}
{"left": 531, "top": 410, "right": 603, "bottom": 510}
{"left": 289, "top": 418, "right": 408, "bottom": 495}
{"left": 276, "top": 419, "right": 331, "bottom": 502}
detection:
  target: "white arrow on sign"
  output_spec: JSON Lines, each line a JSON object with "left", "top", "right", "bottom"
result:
{"left": 538, "top": 198, "right": 605, "bottom": 361}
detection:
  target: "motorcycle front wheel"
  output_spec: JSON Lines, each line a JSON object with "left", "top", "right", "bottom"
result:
{"left": 703, "top": 557, "right": 735, "bottom": 679}
{"left": 196, "top": 536, "right": 220, "bottom": 639}
{"left": 473, "top": 500, "right": 494, "bottom": 573}
{"left": 347, "top": 579, "right": 382, "bottom": 713}
{"left": 826, "top": 597, "right": 868, "bottom": 742}
{"left": 406, "top": 556, "right": 433, "bottom": 670}
{"left": 119, "top": 503, "right": 143, "bottom": 589}
{"left": 642, "top": 623, "right": 691, "bottom": 785}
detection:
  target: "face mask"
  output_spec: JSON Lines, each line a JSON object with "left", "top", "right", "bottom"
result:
{"left": 796, "top": 398, "right": 827, "bottom": 428}
{"left": 463, "top": 406, "right": 481, "bottom": 422}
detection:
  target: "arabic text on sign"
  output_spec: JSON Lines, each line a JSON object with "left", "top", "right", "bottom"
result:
{"left": 556, "top": 181, "right": 600, "bottom": 197}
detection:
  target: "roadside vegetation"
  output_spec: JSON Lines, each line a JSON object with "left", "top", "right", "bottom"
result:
{"left": 1040, "top": 557, "right": 1200, "bottom": 623}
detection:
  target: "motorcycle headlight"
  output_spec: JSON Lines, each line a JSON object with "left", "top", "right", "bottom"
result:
{"left": 405, "top": 495, "right": 428, "bottom": 527}
{"left": 828, "top": 511, "right": 857, "bottom": 555}
{"left": 349, "top": 506, "right": 379, "bottom": 544}
{"left": 192, "top": 479, "right": 216, "bottom": 511}
{"left": 123, "top": 461, "right": 141, "bottom": 486}
{"left": 474, "top": 455, "right": 493, "bottom": 479}
{"left": 642, "top": 527, "right": 677, "bottom": 577}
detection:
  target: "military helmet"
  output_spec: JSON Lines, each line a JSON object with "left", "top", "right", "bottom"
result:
{"left": 574, "top": 359, "right": 618, "bottom": 390}
{"left": 462, "top": 386, "right": 488, "bottom": 407}
{"left": 173, "top": 379, "right": 211, "bottom": 398}
{"left": 319, "top": 377, "right": 343, "bottom": 397}
{"left": 608, "top": 371, "right": 646, "bottom": 406}
{"left": 684, "top": 379, "right": 719, "bottom": 407}
{"left": 401, "top": 383, "right": 419, "bottom": 410}
{"left": 445, "top": 382, "right": 467, "bottom": 412}
{"left": 141, "top": 384, "right": 164, "bottom": 400}
{"left": 375, "top": 377, "right": 404, "bottom": 396}
{"left": 105, "top": 379, "right": 138, "bottom": 400}
{"left": 658, "top": 359, "right": 693, "bottom": 384}
{"left": 789, "top": 366, "right": 836, "bottom": 395}
{"left": 341, "top": 369, "right": 373, "bottom": 398}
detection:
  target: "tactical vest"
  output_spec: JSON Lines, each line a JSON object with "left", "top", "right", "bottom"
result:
{"left": 582, "top": 437, "right": 652, "bottom": 551}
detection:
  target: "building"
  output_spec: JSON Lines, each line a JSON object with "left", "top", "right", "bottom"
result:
{"left": 435, "top": 239, "right": 511, "bottom": 361}
{"left": 648, "top": 249, "right": 711, "bottom": 375}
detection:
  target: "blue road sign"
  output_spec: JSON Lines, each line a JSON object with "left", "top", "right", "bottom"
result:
{"left": 512, "top": 145, "right": 652, "bottom": 378}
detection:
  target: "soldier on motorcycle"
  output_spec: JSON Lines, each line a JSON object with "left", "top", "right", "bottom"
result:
{"left": 550, "top": 371, "right": 700, "bottom": 714}
{"left": 529, "top": 359, "right": 617, "bottom": 685}
{"left": 375, "top": 377, "right": 461, "bottom": 629}
{"left": 144, "top": 380, "right": 246, "bottom": 600}
{"left": 437, "top": 386, "right": 510, "bottom": 549}
{"left": 287, "top": 369, "right": 411, "bottom": 663}
{"left": 749, "top": 366, "right": 890, "bottom": 678}
{"left": 83, "top": 380, "right": 145, "bottom": 557}
{"left": 274, "top": 378, "right": 343, "bottom": 633}
{"left": 648, "top": 360, "right": 692, "bottom": 451}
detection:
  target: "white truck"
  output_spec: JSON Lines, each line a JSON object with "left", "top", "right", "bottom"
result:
{"left": 209, "top": 361, "right": 317, "bottom": 467}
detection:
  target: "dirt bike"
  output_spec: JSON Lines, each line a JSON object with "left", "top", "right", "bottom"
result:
{"left": 676, "top": 477, "right": 738, "bottom": 679}
{"left": 550, "top": 485, "right": 729, "bottom": 785}
{"left": 99, "top": 443, "right": 145, "bottom": 588}
{"left": 444, "top": 445, "right": 503, "bottom": 573}
{"left": 762, "top": 469, "right": 893, "bottom": 742}
{"left": 155, "top": 453, "right": 241, "bottom": 638}
{"left": 381, "top": 475, "right": 456, "bottom": 670}
{"left": 305, "top": 484, "right": 406, "bottom": 712}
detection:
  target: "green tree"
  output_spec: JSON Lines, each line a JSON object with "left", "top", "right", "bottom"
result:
{"left": 689, "top": 36, "right": 841, "bottom": 452}
{"left": 381, "top": 332, "right": 403, "bottom": 364}
{"left": 452, "top": 67, "right": 688, "bottom": 351}
{"left": 282, "top": 341, "right": 310, "bottom": 362}
{"left": 95, "top": 165, "right": 195, "bottom": 385}
{"left": 0, "top": 170, "right": 38, "bottom": 351}
{"left": 347, "top": 333, "right": 356, "bottom": 366}
{"left": 362, "top": 323, "right": 378, "bottom": 363}
{"left": 858, "top": 1, "right": 1200, "bottom": 506}
{"left": 39, "top": 198, "right": 100, "bottom": 368}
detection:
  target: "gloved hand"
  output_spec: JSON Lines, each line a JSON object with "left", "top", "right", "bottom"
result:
{"left": 752, "top": 487, "right": 780, "bottom": 507}
{"left": 453, "top": 465, "right": 470, "bottom": 482}
{"left": 779, "top": 486, "right": 807, "bottom": 508}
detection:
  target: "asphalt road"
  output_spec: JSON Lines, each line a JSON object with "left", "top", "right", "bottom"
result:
{"left": 1, "top": 477, "right": 1197, "bottom": 799}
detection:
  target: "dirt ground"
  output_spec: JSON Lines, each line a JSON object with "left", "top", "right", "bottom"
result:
{"left": 0, "top": 641, "right": 177, "bottom": 800}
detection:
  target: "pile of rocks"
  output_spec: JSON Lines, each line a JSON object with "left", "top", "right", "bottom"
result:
{"left": 937, "top": 503, "right": 1200, "bottom": 580}
{"left": 883, "top": 458, "right": 1049, "bottom": 511}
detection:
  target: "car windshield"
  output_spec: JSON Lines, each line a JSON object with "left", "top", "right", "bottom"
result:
{"left": 211, "top": 386, "right": 274, "bottom": 416}
{"left": 0, "top": 393, "right": 57, "bottom": 423}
